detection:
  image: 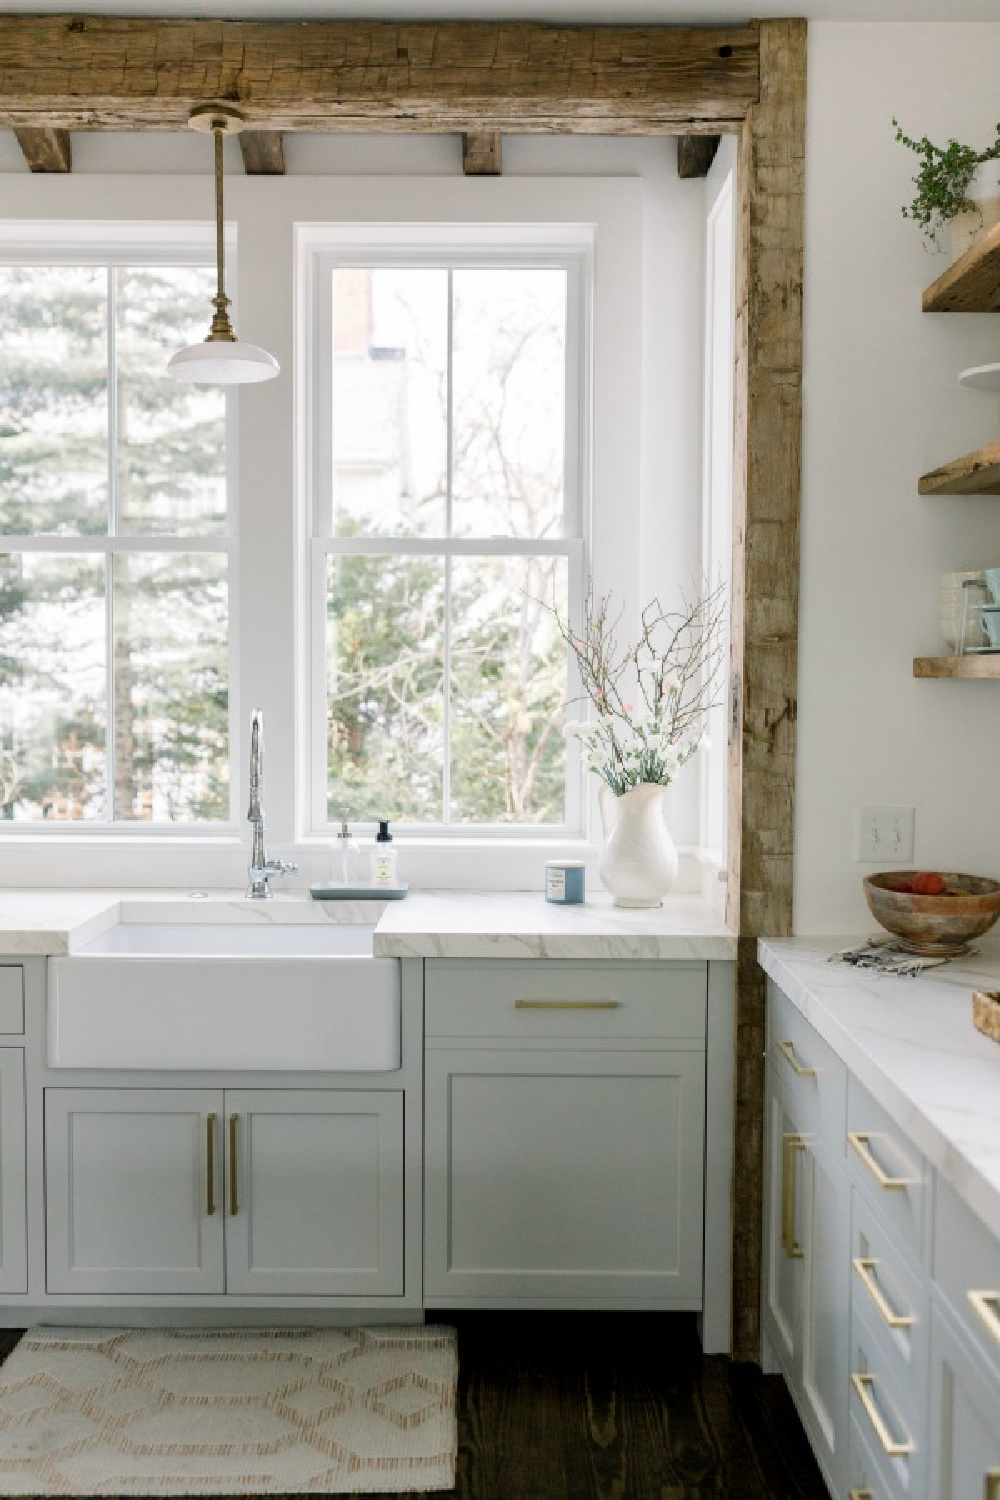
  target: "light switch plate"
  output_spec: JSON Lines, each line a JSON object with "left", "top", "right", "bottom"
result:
{"left": 857, "top": 806, "right": 915, "bottom": 863}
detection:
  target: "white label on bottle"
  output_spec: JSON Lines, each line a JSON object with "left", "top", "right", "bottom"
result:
{"left": 546, "top": 867, "right": 566, "bottom": 901}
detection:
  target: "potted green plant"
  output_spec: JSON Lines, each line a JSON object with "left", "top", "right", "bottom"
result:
{"left": 893, "top": 117, "right": 1000, "bottom": 251}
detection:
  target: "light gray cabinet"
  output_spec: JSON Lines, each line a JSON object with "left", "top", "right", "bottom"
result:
{"left": 423, "top": 959, "right": 708, "bottom": 1308}
{"left": 0, "top": 1046, "right": 27, "bottom": 1295}
{"left": 764, "top": 975, "right": 1000, "bottom": 1500}
{"left": 45, "top": 1087, "right": 404, "bottom": 1298}
{"left": 762, "top": 1029, "right": 850, "bottom": 1498}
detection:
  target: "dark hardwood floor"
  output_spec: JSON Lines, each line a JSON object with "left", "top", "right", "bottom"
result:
{"left": 0, "top": 1313, "right": 828, "bottom": 1499}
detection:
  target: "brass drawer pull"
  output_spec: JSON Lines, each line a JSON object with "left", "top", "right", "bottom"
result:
{"left": 777, "top": 1038, "right": 816, "bottom": 1077}
{"left": 229, "top": 1113, "right": 239, "bottom": 1217}
{"left": 781, "top": 1133, "right": 805, "bottom": 1259}
{"left": 968, "top": 1291, "right": 1000, "bottom": 1348}
{"left": 853, "top": 1257, "right": 915, "bottom": 1330}
{"left": 848, "top": 1132, "right": 910, "bottom": 1191}
{"left": 851, "top": 1373, "right": 914, "bottom": 1458}
{"left": 514, "top": 999, "right": 621, "bottom": 1010}
{"left": 206, "top": 1113, "right": 217, "bottom": 1217}
{"left": 848, "top": 1490, "right": 874, "bottom": 1500}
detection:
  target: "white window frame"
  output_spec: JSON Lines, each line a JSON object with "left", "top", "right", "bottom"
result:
{"left": 300, "top": 224, "right": 593, "bottom": 840}
{"left": 0, "top": 221, "right": 240, "bottom": 836}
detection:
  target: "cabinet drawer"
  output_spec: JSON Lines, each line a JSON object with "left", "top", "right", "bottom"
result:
{"left": 767, "top": 979, "right": 846, "bottom": 1143}
{"left": 933, "top": 1176, "right": 1000, "bottom": 1381}
{"left": 425, "top": 960, "right": 706, "bottom": 1044}
{"left": 851, "top": 1185, "right": 928, "bottom": 1398}
{"left": 849, "top": 1305, "right": 924, "bottom": 1500}
{"left": 847, "top": 1075, "right": 929, "bottom": 1264}
{"left": 0, "top": 967, "right": 23, "bottom": 1035}
{"left": 848, "top": 1413, "right": 902, "bottom": 1500}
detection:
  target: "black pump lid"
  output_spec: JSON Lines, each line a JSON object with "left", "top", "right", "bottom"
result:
{"left": 376, "top": 820, "right": 392, "bottom": 843}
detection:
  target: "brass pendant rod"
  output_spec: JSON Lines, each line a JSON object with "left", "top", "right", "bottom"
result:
{"left": 208, "top": 118, "right": 236, "bottom": 343}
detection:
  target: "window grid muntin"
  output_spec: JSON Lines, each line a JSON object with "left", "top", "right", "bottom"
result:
{"left": 310, "top": 236, "right": 589, "bottom": 837}
{"left": 0, "top": 239, "right": 236, "bottom": 831}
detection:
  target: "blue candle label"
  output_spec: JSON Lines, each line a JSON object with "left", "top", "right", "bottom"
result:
{"left": 546, "top": 867, "right": 567, "bottom": 901}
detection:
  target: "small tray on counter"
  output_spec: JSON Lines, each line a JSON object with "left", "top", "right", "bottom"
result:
{"left": 310, "top": 883, "right": 409, "bottom": 901}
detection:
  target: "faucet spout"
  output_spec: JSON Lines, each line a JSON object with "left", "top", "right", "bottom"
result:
{"left": 246, "top": 708, "right": 296, "bottom": 899}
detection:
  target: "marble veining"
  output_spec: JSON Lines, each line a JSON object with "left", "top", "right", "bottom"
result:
{"left": 0, "top": 887, "right": 735, "bottom": 960}
{"left": 759, "top": 936, "right": 1000, "bottom": 1242}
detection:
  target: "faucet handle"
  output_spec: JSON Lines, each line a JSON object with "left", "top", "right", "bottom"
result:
{"left": 265, "top": 858, "right": 298, "bottom": 877}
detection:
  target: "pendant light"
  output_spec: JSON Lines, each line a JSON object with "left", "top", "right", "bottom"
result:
{"left": 166, "top": 103, "right": 279, "bottom": 384}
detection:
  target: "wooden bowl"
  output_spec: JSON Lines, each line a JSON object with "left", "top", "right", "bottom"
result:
{"left": 863, "top": 872, "right": 1000, "bottom": 957}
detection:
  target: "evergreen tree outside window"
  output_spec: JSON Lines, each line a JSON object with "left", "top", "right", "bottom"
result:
{"left": 306, "top": 232, "right": 588, "bottom": 834}
{"left": 0, "top": 246, "right": 231, "bottom": 824}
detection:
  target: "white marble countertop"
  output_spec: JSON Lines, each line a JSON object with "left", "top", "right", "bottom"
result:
{"left": 759, "top": 936, "right": 1000, "bottom": 1243}
{"left": 0, "top": 887, "right": 736, "bottom": 961}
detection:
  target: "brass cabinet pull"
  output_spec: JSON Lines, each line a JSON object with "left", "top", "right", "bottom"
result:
{"left": 514, "top": 999, "right": 620, "bottom": 1010}
{"left": 848, "top": 1490, "right": 874, "bottom": 1500}
{"left": 781, "top": 1133, "right": 805, "bottom": 1259}
{"left": 777, "top": 1038, "right": 816, "bottom": 1077}
{"left": 852, "top": 1257, "right": 915, "bottom": 1330}
{"left": 851, "top": 1373, "right": 914, "bottom": 1457}
{"left": 229, "top": 1113, "right": 239, "bottom": 1216}
{"left": 969, "top": 1291, "right": 1000, "bottom": 1348}
{"left": 848, "top": 1132, "right": 910, "bottom": 1191}
{"left": 986, "top": 1472, "right": 1000, "bottom": 1500}
{"left": 206, "top": 1113, "right": 217, "bottom": 1217}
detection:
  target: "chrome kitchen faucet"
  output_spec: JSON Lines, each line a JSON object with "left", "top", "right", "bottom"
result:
{"left": 246, "top": 708, "right": 297, "bottom": 899}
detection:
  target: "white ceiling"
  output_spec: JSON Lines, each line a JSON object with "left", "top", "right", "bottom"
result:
{"left": 0, "top": 0, "right": 997, "bottom": 20}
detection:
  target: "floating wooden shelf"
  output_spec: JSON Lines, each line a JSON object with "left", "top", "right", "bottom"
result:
{"left": 923, "top": 221, "right": 1000, "bottom": 312}
{"left": 918, "top": 441, "right": 1000, "bottom": 495}
{"left": 913, "top": 654, "right": 1000, "bottom": 679}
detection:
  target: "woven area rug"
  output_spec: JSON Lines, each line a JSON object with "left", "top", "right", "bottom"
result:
{"left": 0, "top": 1325, "right": 458, "bottom": 1495}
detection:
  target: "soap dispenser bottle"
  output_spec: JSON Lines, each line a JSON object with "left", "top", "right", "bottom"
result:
{"left": 370, "top": 820, "right": 398, "bottom": 887}
{"left": 335, "top": 811, "right": 360, "bottom": 886}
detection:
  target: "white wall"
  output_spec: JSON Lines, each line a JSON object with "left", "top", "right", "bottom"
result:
{"left": 798, "top": 22, "right": 1000, "bottom": 938}
{"left": 0, "top": 132, "right": 709, "bottom": 887}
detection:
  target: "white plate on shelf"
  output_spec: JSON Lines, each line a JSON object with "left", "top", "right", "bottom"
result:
{"left": 958, "top": 362, "right": 1000, "bottom": 391}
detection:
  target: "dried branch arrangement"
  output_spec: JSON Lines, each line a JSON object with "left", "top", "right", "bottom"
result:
{"left": 551, "top": 580, "right": 727, "bottom": 795}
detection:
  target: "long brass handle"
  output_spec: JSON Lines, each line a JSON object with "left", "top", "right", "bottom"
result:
{"left": 206, "top": 1113, "right": 217, "bottom": 1216}
{"left": 229, "top": 1113, "right": 239, "bottom": 1217}
{"left": 781, "top": 1133, "right": 805, "bottom": 1259}
{"left": 514, "top": 999, "right": 621, "bottom": 1010}
{"left": 777, "top": 1038, "right": 816, "bottom": 1077}
{"left": 969, "top": 1291, "right": 1000, "bottom": 1348}
{"left": 848, "top": 1132, "right": 910, "bottom": 1191}
{"left": 851, "top": 1373, "right": 914, "bottom": 1457}
{"left": 986, "top": 1472, "right": 1000, "bottom": 1500}
{"left": 853, "top": 1257, "right": 915, "bottom": 1330}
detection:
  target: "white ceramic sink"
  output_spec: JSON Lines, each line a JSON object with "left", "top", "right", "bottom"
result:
{"left": 48, "top": 916, "right": 398, "bottom": 1073}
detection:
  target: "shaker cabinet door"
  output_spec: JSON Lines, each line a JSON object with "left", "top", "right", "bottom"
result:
{"left": 223, "top": 1089, "right": 404, "bottom": 1297}
{"left": 0, "top": 1049, "right": 26, "bottom": 1294}
{"left": 44, "top": 1087, "right": 226, "bottom": 1295}
{"left": 424, "top": 1047, "right": 705, "bottom": 1305}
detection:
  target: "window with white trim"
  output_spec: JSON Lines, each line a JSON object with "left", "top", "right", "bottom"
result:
{"left": 0, "top": 233, "right": 233, "bottom": 825}
{"left": 304, "top": 229, "right": 589, "bottom": 835}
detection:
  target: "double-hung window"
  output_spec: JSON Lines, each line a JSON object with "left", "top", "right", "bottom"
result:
{"left": 305, "top": 227, "right": 589, "bottom": 835}
{"left": 0, "top": 229, "right": 232, "bottom": 826}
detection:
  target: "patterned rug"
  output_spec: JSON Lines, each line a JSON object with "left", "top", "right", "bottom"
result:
{"left": 0, "top": 1325, "right": 458, "bottom": 1495}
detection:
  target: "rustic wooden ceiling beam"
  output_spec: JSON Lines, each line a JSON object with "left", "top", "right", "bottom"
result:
{"left": 462, "top": 132, "right": 501, "bottom": 176}
{"left": 13, "top": 125, "right": 71, "bottom": 172}
{"left": 239, "top": 130, "right": 284, "bottom": 176}
{"left": 677, "top": 134, "right": 720, "bottom": 178}
{"left": 0, "top": 17, "right": 758, "bottom": 134}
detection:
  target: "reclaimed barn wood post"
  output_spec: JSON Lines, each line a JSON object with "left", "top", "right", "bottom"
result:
{"left": 727, "top": 17, "right": 806, "bottom": 1361}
